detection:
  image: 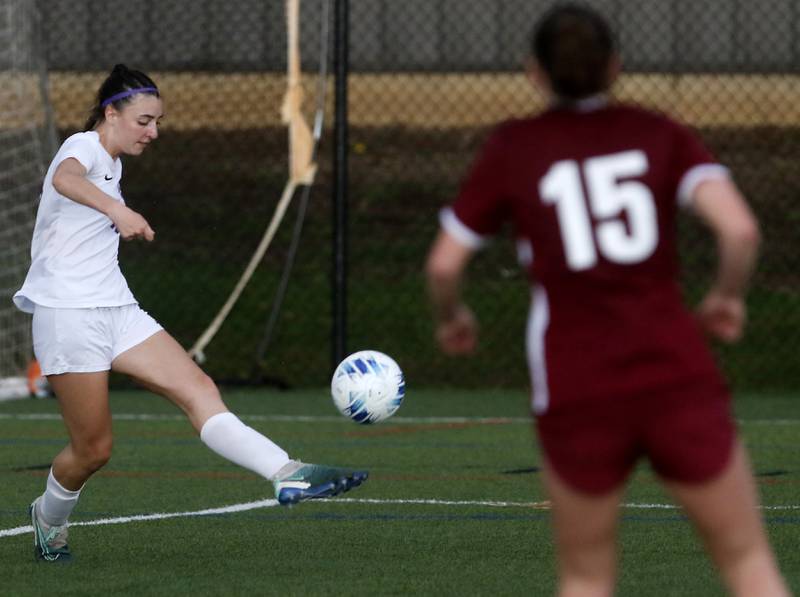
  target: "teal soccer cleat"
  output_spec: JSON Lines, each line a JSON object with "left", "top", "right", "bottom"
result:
{"left": 272, "top": 461, "right": 368, "bottom": 505}
{"left": 29, "top": 497, "right": 72, "bottom": 563}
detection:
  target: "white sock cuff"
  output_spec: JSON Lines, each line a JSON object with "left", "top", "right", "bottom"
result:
{"left": 39, "top": 468, "right": 82, "bottom": 527}
{"left": 199, "top": 410, "right": 290, "bottom": 480}
{"left": 48, "top": 468, "right": 82, "bottom": 498}
{"left": 200, "top": 411, "right": 239, "bottom": 442}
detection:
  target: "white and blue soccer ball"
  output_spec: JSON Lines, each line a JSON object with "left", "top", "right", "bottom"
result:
{"left": 331, "top": 350, "right": 405, "bottom": 424}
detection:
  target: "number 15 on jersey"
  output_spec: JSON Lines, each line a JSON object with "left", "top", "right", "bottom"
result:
{"left": 540, "top": 149, "right": 658, "bottom": 271}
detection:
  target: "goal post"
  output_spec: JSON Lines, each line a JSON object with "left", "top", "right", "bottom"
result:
{"left": 0, "top": 0, "right": 56, "bottom": 399}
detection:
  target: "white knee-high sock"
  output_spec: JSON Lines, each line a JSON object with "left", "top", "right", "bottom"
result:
{"left": 38, "top": 468, "right": 82, "bottom": 527}
{"left": 200, "top": 412, "right": 290, "bottom": 480}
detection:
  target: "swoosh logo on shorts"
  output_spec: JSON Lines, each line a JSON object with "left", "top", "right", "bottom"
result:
{"left": 104, "top": 175, "right": 113, "bottom": 180}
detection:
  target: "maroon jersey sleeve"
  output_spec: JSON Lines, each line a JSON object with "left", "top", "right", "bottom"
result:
{"left": 666, "top": 120, "right": 729, "bottom": 206}
{"left": 441, "top": 125, "right": 512, "bottom": 248}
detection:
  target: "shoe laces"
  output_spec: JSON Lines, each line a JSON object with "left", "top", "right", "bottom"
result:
{"left": 43, "top": 524, "right": 68, "bottom": 550}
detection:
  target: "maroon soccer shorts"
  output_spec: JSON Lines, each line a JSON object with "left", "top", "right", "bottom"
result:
{"left": 535, "top": 381, "right": 736, "bottom": 494}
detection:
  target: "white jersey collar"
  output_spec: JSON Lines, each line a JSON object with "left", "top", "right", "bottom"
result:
{"left": 552, "top": 93, "right": 609, "bottom": 112}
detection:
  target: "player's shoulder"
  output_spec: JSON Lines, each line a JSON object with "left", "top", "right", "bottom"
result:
{"left": 481, "top": 102, "right": 696, "bottom": 154}
{"left": 481, "top": 114, "right": 548, "bottom": 150}
{"left": 62, "top": 130, "right": 98, "bottom": 145}
{"left": 483, "top": 117, "right": 527, "bottom": 141}
{"left": 605, "top": 102, "right": 693, "bottom": 134}
{"left": 490, "top": 111, "right": 558, "bottom": 134}
{"left": 490, "top": 102, "right": 681, "bottom": 131}
{"left": 468, "top": 118, "right": 526, "bottom": 160}
{"left": 59, "top": 130, "right": 101, "bottom": 153}
{"left": 51, "top": 131, "right": 106, "bottom": 175}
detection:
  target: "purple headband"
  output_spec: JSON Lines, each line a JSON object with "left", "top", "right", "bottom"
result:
{"left": 101, "top": 87, "right": 158, "bottom": 108}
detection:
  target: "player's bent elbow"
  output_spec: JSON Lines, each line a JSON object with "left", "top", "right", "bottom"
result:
{"left": 729, "top": 217, "right": 761, "bottom": 251}
{"left": 425, "top": 243, "right": 465, "bottom": 280}
{"left": 51, "top": 169, "right": 70, "bottom": 196}
{"left": 425, "top": 231, "right": 474, "bottom": 282}
{"left": 425, "top": 257, "right": 459, "bottom": 286}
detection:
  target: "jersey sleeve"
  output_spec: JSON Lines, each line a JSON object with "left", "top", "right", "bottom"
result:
{"left": 56, "top": 134, "right": 97, "bottom": 174}
{"left": 440, "top": 125, "right": 512, "bottom": 249}
{"left": 668, "top": 121, "right": 729, "bottom": 207}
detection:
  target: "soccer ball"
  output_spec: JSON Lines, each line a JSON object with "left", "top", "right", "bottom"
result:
{"left": 331, "top": 350, "right": 405, "bottom": 424}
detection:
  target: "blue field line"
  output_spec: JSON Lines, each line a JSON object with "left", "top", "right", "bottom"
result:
{"left": 1, "top": 412, "right": 799, "bottom": 425}
{"left": 0, "top": 413, "right": 529, "bottom": 424}
{"left": 0, "top": 438, "right": 201, "bottom": 446}
{"left": 0, "top": 439, "right": 487, "bottom": 451}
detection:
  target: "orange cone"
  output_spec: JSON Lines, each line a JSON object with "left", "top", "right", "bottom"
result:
{"left": 26, "top": 360, "right": 50, "bottom": 398}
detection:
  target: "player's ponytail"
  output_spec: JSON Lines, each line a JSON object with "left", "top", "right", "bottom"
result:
{"left": 531, "top": 4, "right": 615, "bottom": 101}
{"left": 84, "top": 64, "right": 160, "bottom": 131}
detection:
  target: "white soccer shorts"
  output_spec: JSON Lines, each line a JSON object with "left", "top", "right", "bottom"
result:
{"left": 32, "top": 304, "right": 163, "bottom": 375}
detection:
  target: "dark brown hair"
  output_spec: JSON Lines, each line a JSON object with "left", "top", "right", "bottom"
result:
{"left": 84, "top": 64, "right": 160, "bottom": 131}
{"left": 531, "top": 3, "right": 616, "bottom": 100}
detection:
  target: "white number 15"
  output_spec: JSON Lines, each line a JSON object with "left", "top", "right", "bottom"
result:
{"left": 539, "top": 150, "right": 658, "bottom": 271}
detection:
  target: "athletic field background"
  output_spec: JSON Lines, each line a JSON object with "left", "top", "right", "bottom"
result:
{"left": 3, "top": 3, "right": 798, "bottom": 593}
{"left": 6, "top": 0, "right": 799, "bottom": 390}
{"left": 1, "top": 388, "right": 798, "bottom": 595}
{"left": 25, "top": 72, "right": 797, "bottom": 391}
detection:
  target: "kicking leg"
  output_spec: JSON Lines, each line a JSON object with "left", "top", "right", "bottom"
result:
{"left": 111, "top": 330, "right": 288, "bottom": 477}
{"left": 111, "top": 330, "right": 367, "bottom": 502}
{"left": 663, "top": 441, "right": 789, "bottom": 597}
{"left": 112, "top": 330, "right": 226, "bottom": 431}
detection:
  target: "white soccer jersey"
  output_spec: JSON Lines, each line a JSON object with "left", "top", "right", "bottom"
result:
{"left": 13, "top": 131, "right": 137, "bottom": 313}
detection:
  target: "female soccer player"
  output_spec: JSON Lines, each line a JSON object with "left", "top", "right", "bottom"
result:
{"left": 425, "top": 6, "right": 788, "bottom": 596}
{"left": 13, "top": 64, "right": 366, "bottom": 563}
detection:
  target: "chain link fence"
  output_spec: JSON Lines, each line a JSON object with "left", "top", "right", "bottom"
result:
{"left": 21, "top": 0, "right": 800, "bottom": 391}
{"left": 0, "top": 0, "right": 55, "bottom": 383}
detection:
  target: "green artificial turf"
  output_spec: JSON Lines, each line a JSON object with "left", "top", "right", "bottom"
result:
{"left": 0, "top": 388, "right": 797, "bottom": 596}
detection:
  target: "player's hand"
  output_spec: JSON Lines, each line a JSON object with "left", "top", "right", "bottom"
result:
{"left": 695, "top": 289, "right": 746, "bottom": 343}
{"left": 435, "top": 304, "right": 478, "bottom": 355}
{"left": 108, "top": 203, "right": 155, "bottom": 242}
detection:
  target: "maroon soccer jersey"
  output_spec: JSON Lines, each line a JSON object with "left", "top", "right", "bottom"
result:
{"left": 443, "top": 101, "right": 730, "bottom": 415}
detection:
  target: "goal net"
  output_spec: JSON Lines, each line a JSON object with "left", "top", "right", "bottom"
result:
{"left": 0, "top": 0, "right": 56, "bottom": 399}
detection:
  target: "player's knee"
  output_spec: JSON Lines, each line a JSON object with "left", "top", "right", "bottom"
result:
{"left": 175, "top": 370, "right": 222, "bottom": 416}
{"left": 559, "top": 551, "right": 616, "bottom": 597}
{"left": 183, "top": 370, "right": 219, "bottom": 403}
{"left": 711, "top": 525, "right": 766, "bottom": 566}
{"left": 560, "top": 575, "right": 615, "bottom": 597}
{"left": 75, "top": 436, "right": 113, "bottom": 472}
{"left": 561, "top": 519, "right": 616, "bottom": 553}
{"left": 161, "top": 367, "right": 218, "bottom": 402}
{"left": 558, "top": 528, "right": 617, "bottom": 581}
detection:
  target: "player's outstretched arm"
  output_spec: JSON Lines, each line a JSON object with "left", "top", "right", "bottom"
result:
{"left": 52, "top": 157, "right": 155, "bottom": 242}
{"left": 691, "top": 178, "right": 761, "bottom": 342}
{"left": 425, "top": 230, "right": 478, "bottom": 355}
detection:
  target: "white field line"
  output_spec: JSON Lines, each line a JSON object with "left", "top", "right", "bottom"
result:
{"left": 0, "top": 413, "right": 797, "bottom": 425}
{"left": 0, "top": 499, "right": 278, "bottom": 538}
{"left": 331, "top": 498, "right": 800, "bottom": 511}
{"left": 2, "top": 497, "right": 800, "bottom": 540}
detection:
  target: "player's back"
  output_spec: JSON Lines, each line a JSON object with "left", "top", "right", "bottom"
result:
{"left": 459, "top": 102, "right": 728, "bottom": 410}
